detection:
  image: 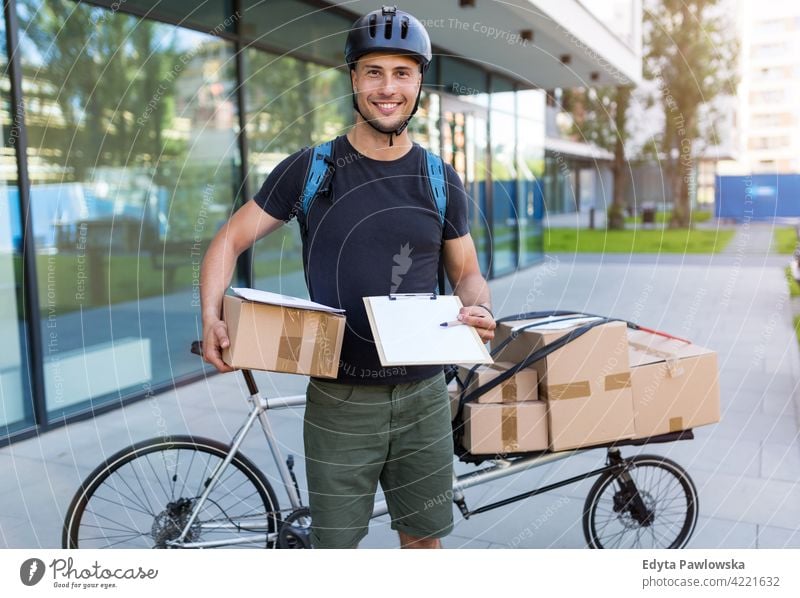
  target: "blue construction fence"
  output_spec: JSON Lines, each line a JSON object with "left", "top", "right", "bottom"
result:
{"left": 716, "top": 174, "right": 800, "bottom": 221}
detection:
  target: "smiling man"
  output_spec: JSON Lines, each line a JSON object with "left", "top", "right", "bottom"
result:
{"left": 200, "top": 6, "right": 495, "bottom": 549}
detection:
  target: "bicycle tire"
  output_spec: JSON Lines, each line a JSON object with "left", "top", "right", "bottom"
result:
{"left": 63, "top": 435, "right": 280, "bottom": 548}
{"left": 582, "top": 454, "right": 698, "bottom": 549}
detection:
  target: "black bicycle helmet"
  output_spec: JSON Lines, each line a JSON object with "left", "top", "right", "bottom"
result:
{"left": 345, "top": 5, "right": 432, "bottom": 72}
{"left": 345, "top": 6, "right": 432, "bottom": 144}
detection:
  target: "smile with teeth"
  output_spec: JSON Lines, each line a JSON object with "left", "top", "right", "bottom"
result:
{"left": 373, "top": 101, "right": 403, "bottom": 115}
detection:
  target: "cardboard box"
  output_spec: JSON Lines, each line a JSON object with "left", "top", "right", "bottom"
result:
{"left": 627, "top": 329, "right": 720, "bottom": 437}
{"left": 462, "top": 401, "right": 549, "bottom": 454}
{"left": 457, "top": 361, "right": 538, "bottom": 404}
{"left": 222, "top": 294, "right": 346, "bottom": 378}
{"left": 447, "top": 379, "right": 461, "bottom": 420}
{"left": 493, "top": 316, "right": 636, "bottom": 451}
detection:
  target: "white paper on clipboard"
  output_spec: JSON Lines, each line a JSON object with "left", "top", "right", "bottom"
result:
{"left": 363, "top": 294, "right": 494, "bottom": 366}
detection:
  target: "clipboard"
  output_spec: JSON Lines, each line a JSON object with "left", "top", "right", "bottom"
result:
{"left": 363, "top": 293, "right": 494, "bottom": 367}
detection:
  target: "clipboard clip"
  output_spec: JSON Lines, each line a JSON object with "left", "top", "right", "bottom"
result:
{"left": 388, "top": 292, "right": 438, "bottom": 300}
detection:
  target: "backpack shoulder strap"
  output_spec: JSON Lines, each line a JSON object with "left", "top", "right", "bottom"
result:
{"left": 424, "top": 149, "right": 447, "bottom": 227}
{"left": 300, "top": 140, "right": 334, "bottom": 218}
{"left": 423, "top": 149, "right": 449, "bottom": 295}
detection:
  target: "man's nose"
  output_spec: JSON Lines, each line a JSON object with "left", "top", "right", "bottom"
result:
{"left": 380, "top": 77, "right": 398, "bottom": 94}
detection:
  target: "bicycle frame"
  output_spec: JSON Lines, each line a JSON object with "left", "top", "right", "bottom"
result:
{"left": 165, "top": 383, "right": 630, "bottom": 548}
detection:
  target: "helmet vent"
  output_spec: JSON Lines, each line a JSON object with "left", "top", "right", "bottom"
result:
{"left": 400, "top": 17, "right": 409, "bottom": 39}
{"left": 384, "top": 14, "right": 393, "bottom": 39}
{"left": 368, "top": 14, "right": 377, "bottom": 38}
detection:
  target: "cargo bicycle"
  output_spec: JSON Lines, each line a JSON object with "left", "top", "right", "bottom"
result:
{"left": 62, "top": 312, "right": 699, "bottom": 549}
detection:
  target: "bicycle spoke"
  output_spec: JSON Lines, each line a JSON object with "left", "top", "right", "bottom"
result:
{"left": 144, "top": 452, "right": 173, "bottom": 503}
{"left": 85, "top": 493, "right": 155, "bottom": 519}
{"left": 103, "top": 469, "right": 156, "bottom": 516}
{"left": 78, "top": 514, "right": 146, "bottom": 539}
{"left": 178, "top": 449, "right": 199, "bottom": 500}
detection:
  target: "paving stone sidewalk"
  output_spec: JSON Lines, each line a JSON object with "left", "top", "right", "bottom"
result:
{"left": 2, "top": 226, "right": 798, "bottom": 548}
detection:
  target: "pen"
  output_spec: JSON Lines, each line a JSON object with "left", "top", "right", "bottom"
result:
{"left": 440, "top": 320, "right": 465, "bottom": 327}
{"left": 440, "top": 313, "right": 486, "bottom": 327}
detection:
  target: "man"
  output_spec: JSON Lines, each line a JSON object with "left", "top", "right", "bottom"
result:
{"left": 200, "top": 6, "right": 495, "bottom": 549}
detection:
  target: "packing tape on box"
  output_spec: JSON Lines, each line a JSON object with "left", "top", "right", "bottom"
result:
{"left": 501, "top": 406, "right": 519, "bottom": 452}
{"left": 277, "top": 308, "right": 304, "bottom": 373}
{"left": 310, "top": 314, "right": 325, "bottom": 376}
{"left": 501, "top": 378, "right": 517, "bottom": 403}
{"left": 629, "top": 340, "right": 684, "bottom": 377}
{"left": 604, "top": 372, "right": 632, "bottom": 390}
{"left": 548, "top": 380, "right": 591, "bottom": 400}
{"left": 669, "top": 416, "right": 684, "bottom": 432}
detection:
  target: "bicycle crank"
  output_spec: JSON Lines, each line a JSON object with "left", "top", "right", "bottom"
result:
{"left": 277, "top": 507, "right": 312, "bottom": 549}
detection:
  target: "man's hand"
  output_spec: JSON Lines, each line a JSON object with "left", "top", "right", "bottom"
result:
{"left": 458, "top": 305, "right": 496, "bottom": 343}
{"left": 203, "top": 319, "right": 236, "bottom": 373}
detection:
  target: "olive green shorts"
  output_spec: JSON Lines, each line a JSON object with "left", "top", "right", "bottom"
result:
{"left": 303, "top": 371, "right": 454, "bottom": 549}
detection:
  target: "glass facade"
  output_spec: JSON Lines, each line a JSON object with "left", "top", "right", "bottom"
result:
{"left": 490, "top": 75, "right": 518, "bottom": 277}
{"left": 517, "top": 90, "right": 546, "bottom": 267}
{"left": 16, "top": 0, "right": 240, "bottom": 419}
{"left": 1, "top": 0, "right": 546, "bottom": 444}
{"left": 0, "top": 13, "right": 33, "bottom": 436}
{"left": 243, "top": 49, "right": 351, "bottom": 298}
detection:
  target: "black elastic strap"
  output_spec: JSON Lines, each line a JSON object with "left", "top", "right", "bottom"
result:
{"left": 455, "top": 317, "right": 617, "bottom": 419}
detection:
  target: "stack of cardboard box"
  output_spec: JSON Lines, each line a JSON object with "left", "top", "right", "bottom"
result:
{"left": 457, "top": 315, "right": 720, "bottom": 454}
{"left": 456, "top": 362, "right": 547, "bottom": 454}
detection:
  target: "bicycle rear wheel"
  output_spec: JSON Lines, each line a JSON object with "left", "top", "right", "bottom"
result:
{"left": 63, "top": 435, "right": 280, "bottom": 548}
{"left": 583, "top": 454, "right": 698, "bottom": 549}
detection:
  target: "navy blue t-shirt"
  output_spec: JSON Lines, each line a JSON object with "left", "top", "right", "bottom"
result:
{"left": 253, "top": 134, "right": 470, "bottom": 385}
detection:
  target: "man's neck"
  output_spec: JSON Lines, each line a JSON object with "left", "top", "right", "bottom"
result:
{"left": 346, "top": 120, "right": 413, "bottom": 161}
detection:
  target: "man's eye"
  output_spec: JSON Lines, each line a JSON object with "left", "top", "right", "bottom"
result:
{"left": 367, "top": 70, "right": 380, "bottom": 76}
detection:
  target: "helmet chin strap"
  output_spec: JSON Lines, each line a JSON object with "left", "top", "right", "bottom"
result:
{"left": 352, "top": 82, "right": 424, "bottom": 148}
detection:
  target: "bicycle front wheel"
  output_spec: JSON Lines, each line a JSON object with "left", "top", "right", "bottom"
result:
{"left": 63, "top": 435, "right": 280, "bottom": 548}
{"left": 583, "top": 454, "right": 698, "bottom": 549}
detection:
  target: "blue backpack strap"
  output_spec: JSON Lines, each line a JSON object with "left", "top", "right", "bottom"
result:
{"left": 300, "top": 140, "right": 334, "bottom": 219}
{"left": 424, "top": 149, "right": 449, "bottom": 295}
{"left": 424, "top": 149, "right": 447, "bottom": 227}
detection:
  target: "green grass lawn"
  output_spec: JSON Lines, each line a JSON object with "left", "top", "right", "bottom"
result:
{"left": 544, "top": 228, "right": 735, "bottom": 253}
{"left": 787, "top": 266, "right": 800, "bottom": 298}
{"left": 624, "top": 211, "right": 713, "bottom": 225}
{"left": 794, "top": 315, "right": 800, "bottom": 346}
{"left": 14, "top": 251, "right": 302, "bottom": 315}
{"left": 774, "top": 227, "right": 797, "bottom": 255}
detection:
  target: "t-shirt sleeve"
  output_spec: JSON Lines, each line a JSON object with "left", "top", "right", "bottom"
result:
{"left": 252, "top": 148, "right": 311, "bottom": 222}
{"left": 442, "top": 163, "right": 471, "bottom": 240}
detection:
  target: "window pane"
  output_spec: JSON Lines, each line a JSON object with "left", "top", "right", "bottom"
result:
{"left": 440, "top": 57, "right": 488, "bottom": 106}
{"left": 408, "top": 90, "right": 440, "bottom": 152}
{"left": 17, "top": 0, "right": 240, "bottom": 417}
{"left": 243, "top": 48, "right": 351, "bottom": 297}
{"left": 241, "top": 0, "right": 351, "bottom": 66}
{"left": 517, "top": 90, "right": 545, "bottom": 266}
{"left": 490, "top": 108, "right": 517, "bottom": 276}
{"left": 0, "top": 17, "right": 33, "bottom": 435}
{"left": 121, "top": 0, "right": 231, "bottom": 32}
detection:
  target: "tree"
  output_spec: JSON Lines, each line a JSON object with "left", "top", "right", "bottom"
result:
{"left": 562, "top": 86, "right": 632, "bottom": 229}
{"left": 644, "top": 0, "right": 738, "bottom": 227}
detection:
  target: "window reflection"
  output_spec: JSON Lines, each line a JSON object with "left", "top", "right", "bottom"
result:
{"left": 243, "top": 50, "right": 351, "bottom": 297}
{"left": 0, "top": 18, "right": 33, "bottom": 434}
{"left": 517, "top": 90, "right": 545, "bottom": 266}
{"left": 490, "top": 88, "right": 518, "bottom": 277}
{"left": 17, "top": 0, "right": 239, "bottom": 417}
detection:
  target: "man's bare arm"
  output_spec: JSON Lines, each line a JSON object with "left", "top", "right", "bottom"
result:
{"left": 200, "top": 200, "right": 285, "bottom": 371}
{"left": 442, "top": 233, "right": 496, "bottom": 343}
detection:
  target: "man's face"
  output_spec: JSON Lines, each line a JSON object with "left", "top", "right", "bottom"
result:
{"left": 351, "top": 52, "right": 422, "bottom": 133}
